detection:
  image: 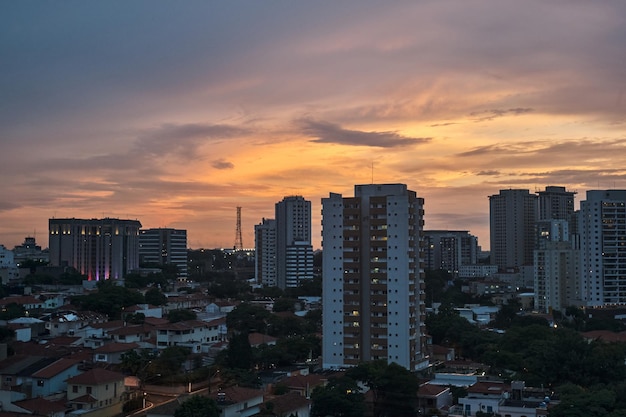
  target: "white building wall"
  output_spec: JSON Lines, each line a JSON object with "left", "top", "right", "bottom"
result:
{"left": 321, "top": 193, "right": 346, "bottom": 369}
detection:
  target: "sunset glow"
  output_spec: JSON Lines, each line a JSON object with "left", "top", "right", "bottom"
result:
{"left": 2, "top": 1, "right": 625, "bottom": 250}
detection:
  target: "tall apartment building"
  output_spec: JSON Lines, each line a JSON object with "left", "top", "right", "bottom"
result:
{"left": 534, "top": 220, "right": 580, "bottom": 313}
{"left": 49, "top": 218, "right": 141, "bottom": 280}
{"left": 322, "top": 184, "right": 427, "bottom": 371}
{"left": 139, "top": 228, "right": 188, "bottom": 279}
{"left": 489, "top": 189, "right": 538, "bottom": 271}
{"left": 537, "top": 186, "right": 576, "bottom": 221}
{"left": 275, "top": 196, "right": 314, "bottom": 289}
{"left": 423, "top": 230, "right": 478, "bottom": 275}
{"left": 579, "top": 190, "right": 626, "bottom": 306}
{"left": 254, "top": 218, "right": 277, "bottom": 286}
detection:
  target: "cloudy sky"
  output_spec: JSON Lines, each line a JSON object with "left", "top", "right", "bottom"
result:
{"left": 1, "top": 1, "right": 625, "bottom": 250}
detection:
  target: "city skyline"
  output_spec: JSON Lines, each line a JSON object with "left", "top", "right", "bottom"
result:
{"left": 2, "top": 2, "right": 626, "bottom": 250}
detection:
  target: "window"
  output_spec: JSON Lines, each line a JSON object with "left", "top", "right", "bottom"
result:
{"left": 73, "top": 385, "right": 78, "bottom": 393}
{"left": 86, "top": 386, "right": 92, "bottom": 394}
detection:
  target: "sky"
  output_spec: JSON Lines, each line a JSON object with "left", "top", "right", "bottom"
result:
{"left": 1, "top": 1, "right": 625, "bottom": 250}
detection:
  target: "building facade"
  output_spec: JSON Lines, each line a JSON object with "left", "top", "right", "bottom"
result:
{"left": 275, "top": 196, "right": 314, "bottom": 289}
{"left": 138, "top": 228, "right": 188, "bottom": 279}
{"left": 533, "top": 220, "right": 580, "bottom": 313}
{"left": 489, "top": 189, "right": 538, "bottom": 271}
{"left": 536, "top": 186, "right": 576, "bottom": 221}
{"left": 48, "top": 218, "right": 141, "bottom": 280}
{"left": 254, "top": 218, "right": 277, "bottom": 286}
{"left": 579, "top": 190, "right": 626, "bottom": 306}
{"left": 423, "top": 230, "right": 478, "bottom": 275}
{"left": 322, "top": 184, "right": 427, "bottom": 371}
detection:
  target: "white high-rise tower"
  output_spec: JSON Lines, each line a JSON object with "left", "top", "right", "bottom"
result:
{"left": 322, "top": 184, "right": 427, "bottom": 371}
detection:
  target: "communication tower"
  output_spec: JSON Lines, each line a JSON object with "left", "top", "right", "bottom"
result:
{"left": 234, "top": 206, "right": 243, "bottom": 251}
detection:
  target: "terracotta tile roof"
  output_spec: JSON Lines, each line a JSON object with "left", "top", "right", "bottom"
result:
{"left": 205, "top": 317, "right": 226, "bottom": 326}
{"left": 67, "top": 368, "right": 125, "bottom": 385}
{"left": 0, "top": 295, "right": 42, "bottom": 305}
{"left": 467, "top": 381, "right": 509, "bottom": 395}
{"left": 418, "top": 383, "right": 449, "bottom": 397}
{"left": 155, "top": 320, "right": 208, "bottom": 331}
{"left": 581, "top": 330, "right": 626, "bottom": 343}
{"left": 248, "top": 332, "right": 277, "bottom": 346}
{"left": 70, "top": 394, "right": 98, "bottom": 403}
{"left": 90, "top": 320, "right": 125, "bottom": 330}
{"left": 0, "top": 355, "right": 46, "bottom": 375}
{"left": 14, "top": 397, "right": 67, "bottom": 414}
{"left": 10, "top": 341, "right": 82, "bottom": 358}
{"left": 283, "top": 373, "right": 326, "bottom": 390}
{"left": 208, "top": 386, "right": 263, "bottom": 404}
{"left": 144, "top": 317, "right": 169, "bottom": 326}
{"left": 47, "top": 336, "right": 82, "bottom": 346}
{"left": 264, "top": 391, "right": 310, "bottom": 415}
{"left": 108, "top": 324, "right": 152, "bottom": 336}
{"left": 31, "top": 358, "right": 79, "bottom": 378}
{"left": 94, "top": 342, "right": 139, "bottom": 353}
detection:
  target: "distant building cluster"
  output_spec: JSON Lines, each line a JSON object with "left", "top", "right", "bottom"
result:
{"left": 3, "top": 182, "right": 626, "bottom": 376}
{"left": 254, "top": 196, "right": 314, "bottom": 289}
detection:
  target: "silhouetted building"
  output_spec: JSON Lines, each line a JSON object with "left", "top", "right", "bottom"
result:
{"left": 489, "top": 189, "right": 538, "bottom": 270}
{"left": 254, "top": 218, "right": 277, "bottom": 286}
{"left": 139, "top": 228, "right": 187, "bottom": 279}
{"left": 49, "top": 218, "right": 141, "bottom": 280}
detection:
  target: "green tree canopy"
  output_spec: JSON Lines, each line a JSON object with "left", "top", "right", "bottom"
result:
{"left": 145, "top": 287, "right": 168, "bottom": 306}
{"left": 346, "top": 360, "right": 419, "bottom": 417}
{"left": 310, "top": 376, "right": 365, "bottom": 417}
{"left": 226, "top": 303, "right": 271, "bottom": 333}
{"left": 70, "top": 280, "right": 145, "bottom": 319}
{"left": 174, "top": 395, "right": 219, "bottom": 417}
{"left": 167, "top": 309, "right": 197, "bottom": 323}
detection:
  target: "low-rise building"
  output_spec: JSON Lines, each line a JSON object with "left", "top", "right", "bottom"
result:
{"left": 66, "top": 368, "right": 127, "bottom": 417}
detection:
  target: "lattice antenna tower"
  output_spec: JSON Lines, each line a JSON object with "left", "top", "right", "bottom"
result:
{"left": 234, "top": 206, "right": 243, "bottom": 251}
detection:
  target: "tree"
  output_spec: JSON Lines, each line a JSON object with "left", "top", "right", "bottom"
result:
{"left": 226, "top": 303, "right": 271, "bottom": 333}
{"left": 167, "top": 309, "right": 197, "bottom": 323}
{"left": 145, "top": 287, "right": 168, "bottom": 306}
{"left": 154, "top": 346, "right": 191, "bottom": 375}
{"left": 70, "top": 280, "right": 144, "bottom": 319}
{"left": 346, "top": 361, "right": 419, "bottom": 417}
{"left": 310, "top": 376, "right": 365, "bottom": 417}
{"left": 226, "top": 331, "right": 253, "bottom": 369}
{"left": 272, "top": 297, "right": 296, "bottom": 312}
{"left": 174, "top": 395, "right": 219, "bottom": 417}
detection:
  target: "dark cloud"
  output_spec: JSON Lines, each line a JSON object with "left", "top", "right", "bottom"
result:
{"left": 476, "top": 170, "right": 501, "bottom": 176}
{"left": 470, "top": 108, "right": 534, "bottom": 122}
{"left": 299, "top": 119, "right": 430, "bottom": 148}
{"left": 211, "top": 159, "right": 235, "bottom": 170}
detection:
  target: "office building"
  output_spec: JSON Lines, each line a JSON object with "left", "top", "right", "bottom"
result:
{"left": 579, "top": 190, "right": 626, "bottom": 306}
{"left": 139, "top": 228, "right": 188, "bottom": 279}
{"left": 489, "top": 189, "right": 538, "bottom": 270}
{"left": 254, "top": 218, "right": 277, "bottom": 286}
{"left": 275, "top": 196, "right": 314, "bottom": 289}
{"left": 49, "top": 218, "right": 141, "bottom": 280}
{"left": 322, "top": 184, "right": 427, "bottom": 371}
{"left": 423, "top": 230, "right": 478, "bottom": 275}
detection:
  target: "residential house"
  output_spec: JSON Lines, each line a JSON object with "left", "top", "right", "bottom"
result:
{"left": 279, "top": 373, "right": 326, "bottom": 398}
{"left": 0, "top": 355, "right": 55, "bottom": 393}
{"left": 417, "top": 383, "right": 453, "bottom": 415}
{"left": 14, "top": 396, "right": 67, "bottom": 417}
{"left": 66, "top": 368, "right": 127, "bottom": 417}
{"left": 457, "top": 380, "right": 508, "bottom": 416}
{"left": 209, "top": 386, "right": 264, "bottom": 417}
{"left": 108, "top": 323, "right": 153, "bottom": 345}
{"left": 261, "top": 391, "right": 311, "bottom": 417}
{"left": 44, "top": 310, "right": 108, "bottom": 338}
{"left": 30, "top": 357, "right": 82, "bottom": 397}
{"left": 155, "top": 320, "right": 215, "bottom": 353}
{"left": 93, "top": 342, "right": 140, "bottom": 365}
